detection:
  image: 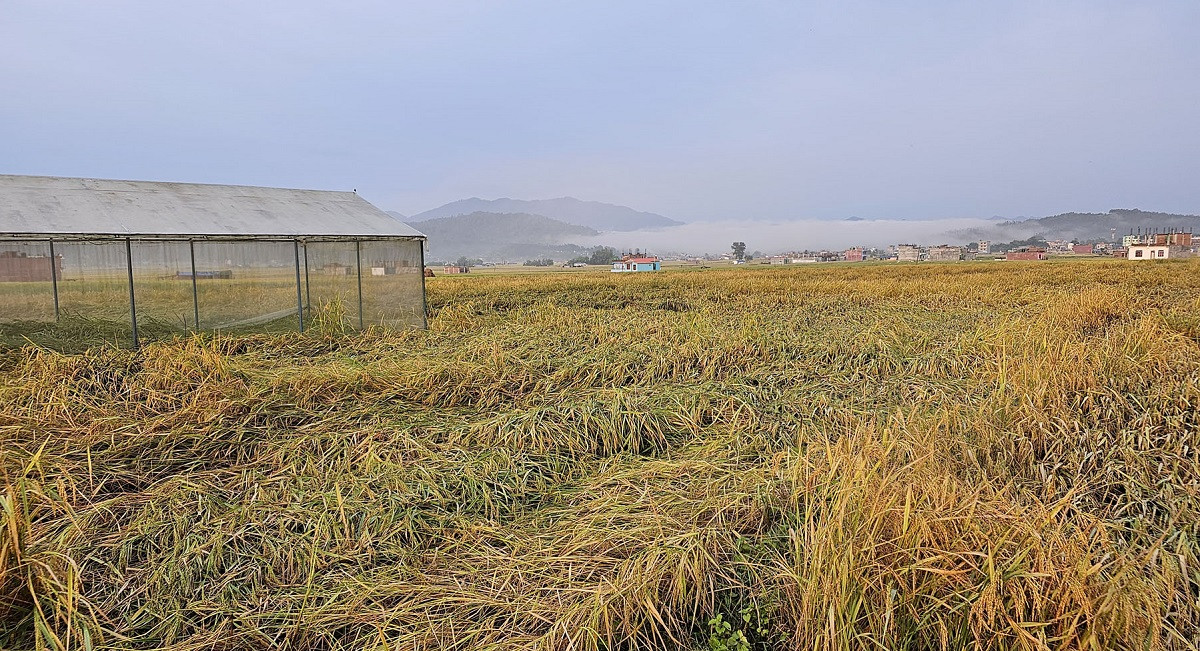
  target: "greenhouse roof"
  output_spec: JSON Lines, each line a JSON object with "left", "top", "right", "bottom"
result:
{"left": 0, "top": 175, "right": 425, "bottom": 240}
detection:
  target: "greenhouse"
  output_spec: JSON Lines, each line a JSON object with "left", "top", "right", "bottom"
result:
{"left": 0, "top": 175, "right": 427, "bottom": 346}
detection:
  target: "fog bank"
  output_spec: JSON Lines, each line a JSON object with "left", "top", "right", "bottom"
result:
{"left": 581, "top": 218, "right": 1004, "bottom": 256}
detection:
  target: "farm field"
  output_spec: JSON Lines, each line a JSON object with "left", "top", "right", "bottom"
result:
{"left": 0, "top": 269, "right": 425, "bottom": 348}
{"left": 3, "top": 259, "right": 1200, "bottom": 650}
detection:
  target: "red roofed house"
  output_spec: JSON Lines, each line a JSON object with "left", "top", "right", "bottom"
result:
{"left": 611, "top": 255, "right": 661, "bottom": 272}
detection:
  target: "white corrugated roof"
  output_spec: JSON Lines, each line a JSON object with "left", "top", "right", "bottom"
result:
{"left": 0, "top": 175, "right": 425, "bottom": 239}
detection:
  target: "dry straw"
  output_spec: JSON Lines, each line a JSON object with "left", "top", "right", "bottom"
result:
{"left": 2, "top": 259, "right": 1198, "bottom": 650}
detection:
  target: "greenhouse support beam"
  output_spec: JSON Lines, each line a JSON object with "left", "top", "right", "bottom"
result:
{"left": 420, "top": 239, "right": 428, "bottom": 329}
{"left": 125, "top": 238, "right": 139, "bottom": 347}
{"left": 48, "top": 239, "right": 60, "bottom": 321}
{"left": 355, "top": 239, "right": 364, "bottom": 329}
{"left": 294, "top": 240, "right": 304, "bottom": 333}
{"left": 303, "top": 242, "right": 311, "bottom": 312}
{"left": 189, "top": 240, "right": 199, "bottom": 330}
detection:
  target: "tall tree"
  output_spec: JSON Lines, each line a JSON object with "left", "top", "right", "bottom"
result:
{"left": 731, "top": 241, "right": 746, "bottom": 260}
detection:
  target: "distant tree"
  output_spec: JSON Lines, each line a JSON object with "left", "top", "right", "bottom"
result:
{"left": 568, "top": 246, "right": 617, "bottom": 266}
{"left": 731, "top": 241, "right": 746, "bottom": 260}
{"left": 523, "top": 258, "right": 554, "bottom": 267}
{"left": 454, "top": 256, "right": 483, "bottom": 267}
{"left": 589, "top": 246, "right": 618, "bottom": 265}
{"left": 992, "top": 236, "right": 1049, "bottom": 252}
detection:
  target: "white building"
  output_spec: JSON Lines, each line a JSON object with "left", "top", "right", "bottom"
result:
{"left": 1127, "top": 244, "right": 1184, "bottom": 260}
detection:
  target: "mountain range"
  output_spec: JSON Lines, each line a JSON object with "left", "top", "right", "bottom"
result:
{"left": 949, "top": 209, "right": 1200, "bottom": 244}
{"left": 409, "top": 197, "right": 681, "bottom": 232}
{"left": 392, "top": 197, "right": 1199, "bottom": 260}
{"left": 414, "top": 211, "right": 599, "bottom": 262}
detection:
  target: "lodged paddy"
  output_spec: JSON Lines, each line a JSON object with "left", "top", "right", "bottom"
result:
{"left": 3, "top": 259, "right": 1199, "bottom": 650}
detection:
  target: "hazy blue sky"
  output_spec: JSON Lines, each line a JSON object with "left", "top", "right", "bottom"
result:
{"left": 2, "top": 1, "right": 1198, "bottom": 221}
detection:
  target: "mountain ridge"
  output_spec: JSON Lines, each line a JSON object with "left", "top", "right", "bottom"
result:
{"left": 410, "top": 197, "right": 681, "bottom": 232}
{"left": 950, "top": 208, "right": 1200, "bottom": 243}
{"left": 415, "top": 211, "right": 600, "bottom": 262}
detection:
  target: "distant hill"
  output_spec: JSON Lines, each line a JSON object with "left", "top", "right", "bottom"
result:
{"left": 416, "top": 211, "right": 600, "bottom": 262}
{"left": 950, "top": 209, "right": 1200, "bottom": 243}
{"left": 385, "top": 210, "right": 407, "bottom": 221}
{"left": 411, "top": 197, "right": 682, "bottom": 232}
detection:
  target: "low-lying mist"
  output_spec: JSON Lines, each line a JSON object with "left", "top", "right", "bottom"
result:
{"left": 579, "top": 217, "right": 1013, "bottom": 256}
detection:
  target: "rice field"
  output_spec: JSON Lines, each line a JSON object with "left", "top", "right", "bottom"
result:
{"left": 0, "top": 269, "right": 425, "bottom": 348}
{"left": 2, "top": 259, "right": 1199, "bottom": 650}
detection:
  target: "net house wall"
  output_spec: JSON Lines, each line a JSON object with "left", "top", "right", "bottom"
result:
{"left": 0, "top": 175, "right": 427, "bottom": 345}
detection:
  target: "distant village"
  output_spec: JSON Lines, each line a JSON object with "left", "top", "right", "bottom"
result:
{"left": 416, "top": 228, "right": 1197, "bottom": 274}
{"left": 680, "top": 227, "right": 1197, "bottom": 265}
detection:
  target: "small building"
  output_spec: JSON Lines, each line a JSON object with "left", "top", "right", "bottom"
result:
{"left": 1072, "top": 244, "right": 1095, "bottom": 255}
{"left": 176, "top": 269, "right": 233, "bottom": 280}
{"left": 1156, "top": 231, "right": 1192, "bottom": 246}
{"left": 977, "top": 240, "right": 991, "bottom": 255}
{"left": 844, "top": 247, "right": 864, "bottom": 262}
{"left": 1122, "top": 229, "right": 1195, "bottom": 260}
{"left": 612, "top": 255, "right": 661, "bottom": 272}
{"left": 1005, "top": 247, "right": 1047, "bottom": 261}
{"left": 1127, "top": 244, "right": 1193, "bottom": 260}
{"left": 442, "top": 265, "right": 471, "bottom": 274}
{"left": 0, "top": 250, "right": 63, "bottom": 282}
{"left": 896, "top": 244, "right": 921, "bottom": 262}
{"left": 927, "top": 245, "right": 962, "bottom": 262}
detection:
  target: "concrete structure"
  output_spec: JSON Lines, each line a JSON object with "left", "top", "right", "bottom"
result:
{"left": 844, "top": 247, "right": 864, "bottom": 262}
{"left": 927, "top": 245, "right": 962, "bottom": 262}
{"left": 1072, "top": 244, "right": 1095, "bottom": 255}
{"left": 176, "top": 269, "right": 233, "bottom": 280}
{"left": 1005, "top": 247, "right": 1047, "bottom": 261}
{"left": 1122, "top": 230, "right": 1195, "bottom": 260}
{"left": 442, "top": 266, "right": 470, "bottom": 274}
{"left": 0, "top": 250, "right": 62, "bottom": 282}
{"left": 896, "top": 244, "right": 921, "bottom": 262}
{"left": 0, "top": 174, "right": 428, "bottom": 345}
{"left": 977, "top": 240, "right": 990, "bottom": 254}
{"left": 1127, "top": 244, "right": 1193, "bottom": 260}
{"left": 612, "top": 255, "right": 661, "bottom": 272}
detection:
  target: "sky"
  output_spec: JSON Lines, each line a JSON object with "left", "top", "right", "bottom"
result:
{"left": 2, "top": 1, "right": 1199, "bottom": 225}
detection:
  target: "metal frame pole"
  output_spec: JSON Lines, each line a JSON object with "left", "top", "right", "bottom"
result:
{"left": 125, "top": 237, "right": 139, "bottom": 347}
{"left": 189, "top": 239, "right": 200, "bottom": 330}
{"left": 294, "top": 239, "right": 304, "bottom": 332}
{"left": 303, "top": 241, "right": 311, "bottom": 312}
{"left": 48, "top": 239, "right": 60, "bottom": 322}
{"left": 355, "top": 239, "right": 364, "bottom": 329}
{"left": 419, "top": 239, "right": 428, "bottom": 329}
